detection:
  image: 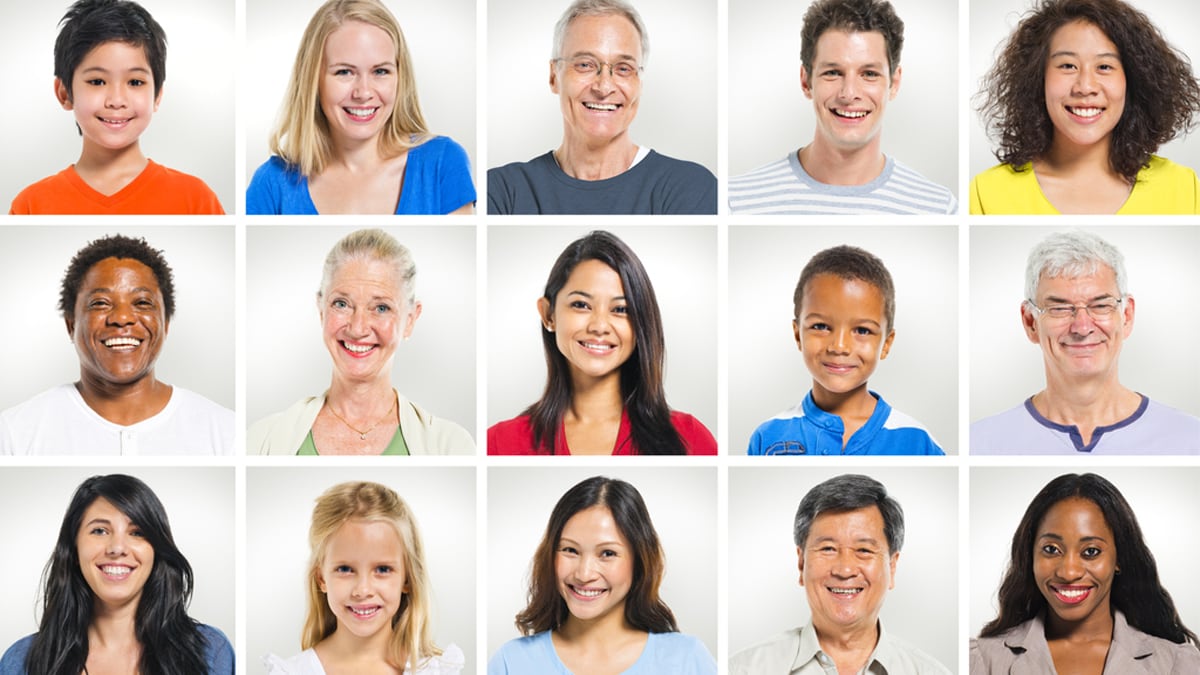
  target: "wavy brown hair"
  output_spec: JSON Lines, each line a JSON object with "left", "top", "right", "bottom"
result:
{"left": 977, "top": 0, "right": 1200, "bottom": 182}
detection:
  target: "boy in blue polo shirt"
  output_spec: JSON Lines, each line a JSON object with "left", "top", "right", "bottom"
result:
{"left": 747, "top": 245, "right": 943, "bottom": 455}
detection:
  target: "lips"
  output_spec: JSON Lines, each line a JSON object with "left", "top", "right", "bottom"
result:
{"left": 99, "top": 564, "right": 134, "bottom": 579}
{"left": 827, "top": 586, "right": 864, "bottom": 598}
{"left": 568, "top": 584, "right": 607, "bottom": 600}
{"left": 341, "top": 340, "right": 377, "bottom": 357}
{"left": 1066, "top": 105, "right": 1103, "bottom": 120}
{"left": 578, "top": 340, "right": 617, "bottom": 355}
{"left": 98, "top": 116, "right": 133, "bottom": 127}
{"left": 343, "top": 106, "right": 378, "bottom": 121}
{"left": 348, "top": 604, "right": 383, "bottom": 619}
{"left": 103, "top": 336, "right": 142, "bottom": 351}
{"left": 832, "top": 108, "right": 869, "bottom": 120}
{"left": 583, "top": 102, "right": 620, "bottom": 111}
{"left": 1050, "top": 584, "right": 1092, "bottom": 604}
{"left": 822, "top": 361, "right": 856, "bottom": 374}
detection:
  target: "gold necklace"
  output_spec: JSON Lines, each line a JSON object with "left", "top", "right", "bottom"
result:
{"left": 325, "top": 393, "right": 397, "bottom": 440}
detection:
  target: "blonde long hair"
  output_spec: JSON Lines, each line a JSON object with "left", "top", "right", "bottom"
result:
{"left": 271, "top": 0, "right": 428, "bottom": 176}
{"left": 302, "top": 481, "right": 441, "bottom": 668}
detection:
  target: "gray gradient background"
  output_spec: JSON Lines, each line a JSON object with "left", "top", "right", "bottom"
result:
{"left": 730, "top": 226, "right": 958, "bottom": 454}
{"left": 970, "top": 467, "right": 1200, "bottom": 638}
{"left": 245, "top": 0, "right": 477, "bottom": 200}
{"left": 729, "top": 467, "right": 958, "bottom": 670}
{"left": 0, "top": 0, "right": 235, "bottom": 212}
{"left": 486, "top": 225, "right": 717, "bottom": 441}
{"left": 0, "top": 467, "right": 234, "bottom": 651}
{"left": 247, "top": 467, "right": 476, "bottom": 673}
{"left": 487, "top": 0, "right": 717, "bottom": 175}
{"left": 487, "top": 467, "right": 717, "bottom": 661}
{"left": 246, "top": 225, "right": 476, "bottom": 440}
{"left": 729, "top": 0, "right": 959, "bottom": 197}
{"left": 0, "top": 226, "right": 234, "bottom": 412}
{"left": 969, "top": 226, "right": 1200, "bottom": 424}
{"left": 969, "top": 0, "right": 1200, "bottom": 182}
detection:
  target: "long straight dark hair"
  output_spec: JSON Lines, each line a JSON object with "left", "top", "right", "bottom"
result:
{"left": 26, "top": 474, "right": 210, "bottom": 675}
{"left": 980, "top": 473, "right": 1198, "bottom": 646}
{"left": 515, "top": 476, "right": 678, "bottom": 634}
{"left": 524, "top": 231, "right": 688, "bottom": 454}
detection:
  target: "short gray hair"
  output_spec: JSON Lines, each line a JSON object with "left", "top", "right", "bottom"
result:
{"left": 552, "top": 0, "right": 650, "bottom": 67}
{"left": 318, "top": 228, "right": 417, "bottom": 308}
{"left": 1024, "top": 231, "right": 1128, "bottom": 302}
{"left": 793, "top": 474, "right": 904, "bottom": 554}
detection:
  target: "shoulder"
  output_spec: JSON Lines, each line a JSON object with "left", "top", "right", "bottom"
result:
{"left": 248, "top": 395, "right": 325, "bottom": 455}
{"left": 489, "top": 153, "right": 554, "bottom": 180}
{"left": 670, "top": 411, "right": 717, "bottom": 455}
{"left": 400, "top": 395, "right": 475, "bottom": 454}
{"left": 877, "top": 403, "right": 945, "bottom": 455}
{"left": 969, "top": 620, "right": 1035, "bottom": 669}
{"left": 488, "top": 632, "right": 553, "bottom": 671}
{"left": 879, "top": 630, "right": 951, "bottom": 674}
{"left": 747, "top": 401, "right": 811, "bottom": 455}
{"left": 0, "top": 634, "right": 35, "bottom": 673}
{"left": 1142, "top": 399, "right": 1200, "bottom": 428}
{"left": 887, "top": 158, "right": 957, "bottom": 213}
{"left": 647, "top": 632, "right": 715, "bottom": 671}
{"left": 729, "top": 628, "right": 800, "bottom": 673}
{"left": 1140, "top": 155, "right": 1197, "bottom": 181}
{"left": 487, "top": 415, "right": 536, "bottom": 455}
{"left": 969, "top": 402, "right": 1037, "bottom": 454}
{"left": 9, "top": 169, "right": 73, "bottom": 213}
{"left": 250, "top": 155, "right": 297, "bottom": 179}
{"left": 197, "top": 624, "right": 234, "bottom": 671}
{"left": 414, "top": 643, "right": 465, "bottom": 675}
{"left": 264, "top": 649, "right": 321, "bottom": 675}
{"left": 413, "top": 135, "right": 469, "bottom": 161}
{"left": 148, "top": 161, "right": 223, "bottom": 212}
{"left": 643, "top": 151, "right": 716, "bottom": 181}
{"left": 171, "top": 387, "right": 234, "bottom": 416}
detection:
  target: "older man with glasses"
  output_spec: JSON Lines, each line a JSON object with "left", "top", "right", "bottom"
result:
{"left": 487, "top": 0, "right": 716, "bottom": 215}
{"left": 971, "top": 230, "right": 1200, "bottom": 454}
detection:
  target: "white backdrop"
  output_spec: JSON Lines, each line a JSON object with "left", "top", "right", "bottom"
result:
{"left": 246, "top": 467, "right": 476, "bottom": 673}
{"left": 487, "top": 0, "right": 717, "bottom": 175}
{"left": 730, "top": 225, "right": 959, "bottom": 454}
{"left": 244, "top": 0, "right": 477, "bottom": 204}
{"left": 970, "top": 467, "right": 1200, "bottom": 638}
{"left": 246, "top": 225, "right": 476, "bottom": 440}
{"left": 0, "top": 225, "right": 234, "bottom": 412}
{"left": 487, "top": 467, "right": 717, "bottom": 660}
{"left": 486, "top": 225, "right": 718, "bottom": 440}
{"left": 0, "top": 0, "right": 235, "bottom": 212}
{"left": 969, "top": 225, "right": 1200, "bottom": 423}
{"left": 969, "top": 0, "right": 1200, "bottom": 180}
{"left": 729, "top": 466, "right": 958, "bottom": 670}
{"left": 729, "top": 0, "right": 959, "bottom": 196}
{"left": 0, "top": 467, "right": 234, "bottom": 651}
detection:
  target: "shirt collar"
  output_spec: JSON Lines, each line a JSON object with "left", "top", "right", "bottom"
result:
{"left": 794, "top": 621, "right": 898, "bottom": 674}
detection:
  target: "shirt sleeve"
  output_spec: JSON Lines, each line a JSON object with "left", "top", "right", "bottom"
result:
{"left": 246, "top": 157, "right": 285, "bottom": 215}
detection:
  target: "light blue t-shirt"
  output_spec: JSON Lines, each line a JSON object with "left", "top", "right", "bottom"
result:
{"left": 488, "top": 630, "right": 715, "bottom": 674}
{"left": 747, "top": 391, "right": 944, "bottom": 455}
{"left": 0, "top": 624, "right": 234, "bottom": 674}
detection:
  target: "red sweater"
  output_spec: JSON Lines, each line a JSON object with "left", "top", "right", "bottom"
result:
{"left": 488, "top": 409, "right": 717, "bottom": 455}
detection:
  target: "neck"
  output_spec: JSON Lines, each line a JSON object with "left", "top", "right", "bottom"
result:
{"left": 1037, "top": 372, "right": 1136, "bottom": 427}
{"left": 1045, "top": 606, "right": 1115, "bottom": 644}
{"left": 812, "top": 618, "right": 880, "bottom": 670}
{"left": 75, "top": 140, "right": 148, "bottom": 177}
{"left": 89, "top": 599, "right": 140, "bottom": 649}
{"left": 811, "top": 383, "right": 875, "bottom": 418}
{"left": 327, "top": 376, "right": 396, "bottom": 421}
{"left": 566, "top": 371, "right": 625, "bottom": 423}
{"left": 1036, "top": 136, "right": 1122, "bottom": 181}
{"left": 320, "top": 622, "right": 402, "bottom": 670}
{"left": 75, "top": 374, "right": 170, "bottom": 426}
{"left": 799, "top": 138, "right": 885, "bottom": 185}
{"left": 329, "top": 135, "right": 387, "bottom": 172}
{"left": 557, "top": 608, "right": 639, "bottom": 645}
{"left": 555, "top": 134, "right": 638, "bottom": 180}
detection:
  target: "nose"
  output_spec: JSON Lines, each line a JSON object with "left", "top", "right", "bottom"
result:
{"left": 839, "top": 76, "right": 859, "bottom": 100}
{"left": 1067, "top": 306, "right": 1097, "bottom": 335}
{"left": 590, "top": 67, "right": 617, "bottom": 94}
{"left": 105, "top": 82, "right": 126, "bottom": 109}
{"left": 827, "top": 327, "right": 850, "bottom": 353}
{"left": 349, "top": 305, "right": 370, "bottom": 335}
{"left": 106, "top": 532, "right": 127, "bottom": 556}
{"left": 587, "top": 311, "right": 612, "bottom": 335}
{"left": 1072, "top": 67, "right": 1098, "bottom": 96}
{"left": 107, "top": 300, "right": 135, "bottom": 326}
{"left": 575, "top": 554, "right": 598, "bottom": 581}
{"left": 1058, "top": 551, "right": 1085, "bottom": 581}
{"left": 352, "top": 73, "right": 371, "bottom": 101}
{"left": 352, "top": 573, "right": 372, "bottom": 598}
{"left": 832, "top": 548, "right": 856, "bottom": 577}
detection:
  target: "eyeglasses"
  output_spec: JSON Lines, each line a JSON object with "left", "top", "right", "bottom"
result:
{"left": 554, "top": 57, "right": 643, "bottom": 80}
{"left": 1027, "top": 297, "right": 1124, "bottom": 321}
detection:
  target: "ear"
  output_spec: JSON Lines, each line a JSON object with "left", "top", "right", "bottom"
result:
{"left": 55, "top": 78, "right": 73, "bottom": 110}
{"left": 1120, "top": 294, "right": 1135, "bottom": 338}
{"left": 65, "top": 315, "right": 75, "bottom": 339}
{"left": 1021, "top": 301, "right": 1040, "bottom": 344}
{"left": 316, "top": 293, "right": 325, "bottom": 321}
{"left": 549, "top": 60, "right": 560, "bottom": 94}
{"left": 887, "top": 550, "right": 899, "bottom": 590}
{"left": 800, "top": 66, "right": 813, "bottom": 99}
{"left": 879, "top": 329, "right": 895, "bottom": 360}
{"left": 403, "top": 300, "right": 423, "bottom": 339}
{"left": 796, "top": 545, "right": 806, "bottom": 587}
{"left": 792, "top": 319, "right": 802, "bottom": 351}
{"left": 316, "top": 569, "right": 327, "bottom": 594}
{"left": 888, "top": 65, "right": 902, "bottom": 99}
{"left": 538, "top": 297, "right": 554, "bottom": 332}
{"left": 153, "top": 82, "right": 164, "bottom": 112}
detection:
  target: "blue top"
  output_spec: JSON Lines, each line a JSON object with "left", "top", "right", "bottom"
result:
{"left": 747, "top": 391, "right": 944, "bottom": 455}
{"left": 246, "top": 135, "right": 475, "bottom": 214}
{"left": 0, "top": 624, "right": 234, "bottom": 674}
{"left": 488, "top": 630, "right": 715, "bottom": 674}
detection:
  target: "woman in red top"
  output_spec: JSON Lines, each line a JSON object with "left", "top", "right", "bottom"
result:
{"left": 488, "top": 231, "right": 715, "bottom": 455}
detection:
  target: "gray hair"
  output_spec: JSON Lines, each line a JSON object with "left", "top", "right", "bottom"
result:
{"left": 793, "top": 474, "right": 904, "bottom": 554}
{"left": 552, "top": 0, "right": 650, "bottom": 67}
{"left": 1024, "top": 231, "right": 1128, "bottom": 302}
{"left": 318, "top": 228, "right": 417, "bottom": 308}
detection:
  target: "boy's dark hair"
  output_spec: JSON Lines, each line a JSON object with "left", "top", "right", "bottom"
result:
{"left": 793, "top": 245, "right": 895, "bottom": 331}
{"left": 59, "top": 234, "right": 176, "bottom": 321}
{"left": 54, "top": 0, "right": 167, "bottom": 99}
{"left": 801, "top": 0, "right": 904, "bottom": 78}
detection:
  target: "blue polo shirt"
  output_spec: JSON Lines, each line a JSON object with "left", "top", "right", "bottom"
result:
{"left": 747, "top": 391, "right": 944, "bottom": 455}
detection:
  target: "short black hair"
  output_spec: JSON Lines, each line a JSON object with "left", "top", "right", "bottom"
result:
{"left": 793, "top": 473, "right": 904, "bottom": 554}
{"left": 801, "top": 0, "right": 904, "bottom": 78}
{"left": 793, "top": 245, "right": 896, "bottom": 331}
{"left": 59, "top": 234, "right": 176, "bottom": 320}
{"left": 54, "top": 0, "right": 168, "bottom": 100}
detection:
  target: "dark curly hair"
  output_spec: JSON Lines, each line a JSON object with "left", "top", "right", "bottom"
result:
{"left": 59, "top": 235, "right": 176, "bottom": 321}
{"left": 793, "top": 245, "right": 896, "bottom": 332}
{"left": 801, "top": 0, "right": 904, "bottom": 78}
{"left": 977, "top": 0, "right": 1200, "bottom": 182}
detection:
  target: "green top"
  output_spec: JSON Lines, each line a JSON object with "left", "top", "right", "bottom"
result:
{"left": 296, "top": 427, "right": 410, "bottom": 456}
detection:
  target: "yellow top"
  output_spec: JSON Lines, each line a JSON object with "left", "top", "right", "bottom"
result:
{"left": 969, "top": 155, "right": 1199, "bottom": 215}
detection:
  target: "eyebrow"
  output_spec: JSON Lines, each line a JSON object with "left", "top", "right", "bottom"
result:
{"left": 327, "top": 60, "right": 397, "bottom": 69}
{"left": 559, "top": 536, "right": 626, "bottom": 548}
{"left": 811, "top": 535, "right": 881, "bottom": 546}
{"left": 567, "top": 50, "right": 640, "bottom": 62}
{"left": 1038, "top": 533, "right": 1110, "bottom": 543}
{"left": 816, "top": 60, "right": 885, "bottom": 70}
{"left": 1049, "top": 50, "right": 1120, "bottom": 60}
{"left": 1042, "top": 293, "right": 1118, "bottom": 304}
{"left": 565, "top": 290, "right": 627, "bottom": 302}
{"left": 80, "top": 65, "right": 152, "bottom": 75}
{"left": 803, "top": 312, "right": 882, "bottom": 328}
{"left": 85, "top": 287, "right": 157, "bottom": 295}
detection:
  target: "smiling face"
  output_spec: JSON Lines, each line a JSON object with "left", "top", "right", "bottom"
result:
{"left": 551, "top": 13, "right": 643, "bottom": 147}
{"left": 319, "top": 20, "right": 398, "bottom": 148}
{"left": 1034, "top": 497, "right": 1117, "bottom": 627}
{"left": 555, "top": 505, "right": 634, "bottom": 626}
{"left": 320, "top": 255, "right": 419, "bottom": 385}
{"left": 76, "top": 497, "right": 155, "bottom": 612}
{"left": 56, "top": 41, "right": 161, "bottom": 154}
{"left": 67, "top": 257, "right": 167, "bottom": 388}
{"left": 1043, "top": 20, "right": 1126, "bottom": 155}
{"left": 318, "top": 519, "right": 408, "bottom": 641}
{"left": 801, "top": 29, "right": 899, "bottom": 156}
{"left": 539, "top": 259, "right": 635, "bottom": 385}
{"left": 1022, "top": 264, "right": 1133, "bottom": 387}
{"left": 794, "top": 273, "right": 894, "bottom": 403}
{"left": 798, "top": 505, "right": 897, "bottom": 636}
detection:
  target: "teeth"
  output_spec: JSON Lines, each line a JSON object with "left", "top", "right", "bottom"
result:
{"left": 580, "top": 342, "right": 614, "bottom": 351}
{"left": 101, "top": 565, "right": 132, "bottom": 576}
{"left": 828, "top": 587, "right": 862, "bottom": 595}
{"left": 345, "top": 107, "right": 376, "bottom": 117}
{"left": 1057, "top": 587, "right": 1089, "bottom": 598}
{"left": 1068, "top": 107, "right": 1102, "bottom": 118}
{"left": 342, "top": 341, "right": 374, "bottom": 353}
{"left": 104, "top": 337, "right": 141, "bottom": 347}
{"left": 574, "top": 587, "right": 604, "bottom": 597}
{"left": 834, "top": 110, "right": 868, "bottom": 118}
{"left": 583, "top": 102, "right": 618, "bottom": 111}
{"left": 350, "top": 606, "right": 380, "bottom": 616}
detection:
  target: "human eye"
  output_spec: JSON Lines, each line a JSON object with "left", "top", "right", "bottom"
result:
{"left": 375, "top": 564, "right": 394, "bottom": 574}
{"left": 373, "top": 66, "right": 393, "bottom": 76}
{"left": 862, "top": 70, "right": 882, "bottom": 80}
{"left": 1089, "top": 301, "right": 1118, "bottom": 315}
{"left": 1045, "top": 305, "right": 1075, "bottom": 319}
{"left": 569, "top": 299, "right": 591, "bottom": 311}
{"left": 85, "top": 78, "right": 106, "bottom": 86}
{"left": 613, "top": 62, "right": 638, "bottom": 78}
{"left": 572, "top": 58, "right": 599, "bottom": 74}
{"left": 374, "top": 303, "right": 392, "bottom": 314}
{"left": 331, "top": 298, "right": 350, "bottom": 310}
{"left": 89, "top": 526, "right": 109, "bottom": 535}
{"left": 611, "top": 304, "right": 629, "bottom": 315}
{"left": 88, "top": 298, "right": 112, "bottom": 310}
{"left": 333, "top": 67, "right": 353, "bottom": 77}
{"left": 808, "top": 322, "right": 830, "bottom": 332}
{"left": 334, "top": 564, "right": 353, "bottom": 574}
{"left": 129, "top": 78, "right": 146, "bottom": 87}
{"left": 1081, "top": 546, "right": 1103, "bottom": 559}
{"left": 129, "top": 526, "right": 146, "bottom": 538}
{"left": 558, "top": 545, "right": 579, "bottom": 555}
{"left": 852, "top": 326, "right": 875, "bottom": 336}
{"left": 1040, "top": 543, "right": 1061, "bottom": 556}
{"left": 600, "top": 549, "right": 619, "bottom": 558}
{"left": 820, "top": 69, "right": 841, "bottom": 79}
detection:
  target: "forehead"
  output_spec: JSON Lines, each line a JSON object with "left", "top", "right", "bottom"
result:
{"left": 561, "top": 259, "right": 625, "bottom": 293}
{"left": 801, "top": 274, "right": 886, "bottom": 315}
{"left": 77, "top": 40, "right": 152, "bottom": 72}
{"left": 812, "top": 29, "right": 889, "bottom": 65}
{"left": 324, "top": 519, "right": 404, "bottom": 558}
{"left": 1038, "top": 497, "right": 1114, "bottom": 538}
{"left": 81, "top": 257, "right": 161, "bottom": 292}
{"left": 1048, "top": 19, "right": 1119, "bottom": 55}
{"left": 807, "top": 505, "right": 887, "bottom": 542}
{"left": 562, "top": 505, "right": 630, "bottom": 544}
{"left": 324, "top": 20, "right": 396, "bottom": 62}
{"left": 562, "top": 13, "right": 642, "bottom": 57}
{"left": 330, "top": 256, "right": 402, "bottom": 292}
{"left": 79, "top": 496, "right": 130, "bottom": 524}
{"left": 1035, "top": 264, "right": 1118, "bottom": 299}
